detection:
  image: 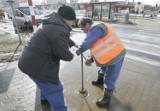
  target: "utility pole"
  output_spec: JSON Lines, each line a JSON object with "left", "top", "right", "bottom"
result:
{"left": 0, "top": 0, "right": 3, "bottom": 9}
{"left": 28, "top": 0, "right": 37, "bottom": 31}
{"left": 7, "top": 0, "right": 21, "bottom": 41}
{"left": 7, "top": 0, "right": 22, "bottom": 61}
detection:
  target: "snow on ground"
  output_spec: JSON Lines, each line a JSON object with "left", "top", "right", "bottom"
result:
{"left": 0, "top": 13, "right": 15, "bottom": 35}
{"left": 0, "top": 12, "right": 159, "bottom": 35}
{"left": 0, "top": 19, "right": 15, "bottom": 34}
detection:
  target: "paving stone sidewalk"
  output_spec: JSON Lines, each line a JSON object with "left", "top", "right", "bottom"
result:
{"left": 0, "top": 55, "right": 160, "bottom": 111}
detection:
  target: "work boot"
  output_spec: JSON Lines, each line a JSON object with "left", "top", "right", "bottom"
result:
{"left": 41, "top": 99, "right": 52, "bottom": 111}
{"left": 92, "top": 71, "right": 104, "bottom": 86}
{"left": 96, "top": 89, "right": 114, "bottom": 107}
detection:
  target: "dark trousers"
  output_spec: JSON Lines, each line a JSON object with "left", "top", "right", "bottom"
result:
{"left": 29, "top": 76, "right": 67, "bottom": 111}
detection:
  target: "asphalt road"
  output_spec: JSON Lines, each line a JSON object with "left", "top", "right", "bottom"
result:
{"left": 71, "top": 18, "right": 160, "bottom": 66}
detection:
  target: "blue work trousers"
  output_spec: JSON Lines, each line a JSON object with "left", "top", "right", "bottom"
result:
{"left": 29, "top": 76, "right": 67, "bottom": 111}
{"left": 99, "top": 58, "right": 124, "bottom": 91}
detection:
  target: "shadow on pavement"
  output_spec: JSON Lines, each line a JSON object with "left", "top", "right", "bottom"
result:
{"left": 0, "top": 68, "right": 15, "bottom": 93}
{"left": 108, "top": 95, "right": 133, "bottom": 111}
{"left": 34, "top": 87, "right": 41, "bottom": 111}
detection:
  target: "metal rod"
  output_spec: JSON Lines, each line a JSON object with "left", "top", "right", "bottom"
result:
{"left": 79, "top": 53, "right": 87, "bottom": 94}
{"left": 7, "top": 0, "right": 22, "bottom": 62}
{"left": 81, "top": 54, "right": 84, "bottom": 90}
{"left": 10, "top": 2, "right": 21, "bottom": 43}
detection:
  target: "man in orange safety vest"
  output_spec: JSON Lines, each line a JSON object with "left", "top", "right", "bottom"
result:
{"left": 76, "top": 17, "right": 126, "bottom": 108}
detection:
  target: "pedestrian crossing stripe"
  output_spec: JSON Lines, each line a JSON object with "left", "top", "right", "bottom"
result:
{"left": 121, "top": 39, "right": 160, "bottom": 48}
{"left": 139, "top": 29, "right": 160, "bottom": 33}
{"left": 136, "top": 31, "right": 160, "bottom": 37}
{"left": 126, "top": 54, "right": 160, "bottom": 66}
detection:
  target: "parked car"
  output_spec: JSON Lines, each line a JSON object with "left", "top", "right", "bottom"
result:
{"left": 10, "top": 6, "right": 43, "bottom": 28}
{"left": 72, "top": 10, "right": 86, "bottom": 27}
{"left": 143, "top": 10, "right": 157, "bottom": 18}
{"left": 38, "top": 8, "right": 53, "bottom": 16}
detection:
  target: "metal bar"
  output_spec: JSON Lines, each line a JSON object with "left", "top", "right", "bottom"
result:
{"left": 79, "top": 54, "right": 87, "bottom": 94}
{"left": 81, "top": 54, "right": 84, "bottom": 90}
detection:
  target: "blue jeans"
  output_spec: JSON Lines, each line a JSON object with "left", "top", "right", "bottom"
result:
{"left": 99, "top": 58, "right": 124, "bottom": 91}
{"left": 29, "top": 76, "right": 67, "bottom": 111}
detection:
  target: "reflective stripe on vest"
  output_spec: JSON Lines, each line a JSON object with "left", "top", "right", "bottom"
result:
{"left": 90, "top": 22, "right": 125, "bottom": 65}
{"left": 94, "top": 39, "right": 121, "bottom": 59}
{"left": 91, "top": 33, "right": 116, "bottom": 53}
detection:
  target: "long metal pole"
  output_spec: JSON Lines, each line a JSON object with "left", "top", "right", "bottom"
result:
{"left": 8, "top": 1, "right": 22, "bottom": 61}
{"left": 79, "top": 54, "right": 87, "bottom": 94}
{"left": 28, "top": 0, "right": 37, "bottom": 31}
{"left": 10, "top": 3, "right": 21, "bottom": 43}
{"left": 100, "top": 3, "right": 102, "bottom": 20}
{"left": 108, "top": 2, "right": 111, "bottom": 20}
{"left": 81, "top": 54, "right": 84, "bottom": 90}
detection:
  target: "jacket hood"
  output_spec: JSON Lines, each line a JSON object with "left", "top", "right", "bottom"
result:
{"left": 42, "top": 12, "right": 72, "bottom": 31}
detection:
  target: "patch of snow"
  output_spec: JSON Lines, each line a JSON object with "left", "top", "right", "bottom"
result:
{"left": 0, "top": 18, "right": 15, "bottom": 34}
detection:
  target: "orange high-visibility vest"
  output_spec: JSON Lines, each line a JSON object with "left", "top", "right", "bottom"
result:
{"left": 90, "top": 22, "right": 125, "bottom": 65}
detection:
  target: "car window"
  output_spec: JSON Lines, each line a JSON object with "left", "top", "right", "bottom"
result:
{"left": 19, "top": 7, "right": 30, "bottom": 15}
{"left": 34, "top": 8, "right": 42, "bottom": 15}
{"left": 15, "top": 10, "right": 24, "bottom": 17}
{"left": 18, "top": 7, "right": 42, "bottom": 15}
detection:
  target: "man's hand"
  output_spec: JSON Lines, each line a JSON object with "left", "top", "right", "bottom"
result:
{"left": 76, "top": 49, "right": 81, "bottom": 56}
{"left": 74, "top": 44, "right": 79, "bottom": 48}
{"left": 69, "top": 39, "right": 76, "bottom": 48}
{"left": 85, "top": 59, "right": 92, "bottom": 66}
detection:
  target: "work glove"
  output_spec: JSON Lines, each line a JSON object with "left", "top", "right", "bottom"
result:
{"left": 85, "top": 57, "right": 94, "bottom": 66}
{"left": 76, "top": 49, "right": 81, "bottom": 56}
{"left": 85, "top": 59, "right": 92, "bottom": 66}
{"left": 74, "top": 44, "right": 79, "bottom": 48}
{"left": 69, "top": 39, "right": 76, "bottom": 48}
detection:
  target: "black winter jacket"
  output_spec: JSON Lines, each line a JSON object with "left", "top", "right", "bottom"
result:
{"left": 18, "top": 12, "right": 74, "bottom": 84}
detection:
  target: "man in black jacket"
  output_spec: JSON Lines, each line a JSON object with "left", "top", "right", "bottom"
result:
{"left": 18, "top": 5, "right": 76, "bottom": 111}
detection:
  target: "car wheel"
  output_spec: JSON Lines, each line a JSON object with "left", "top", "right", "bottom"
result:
{"left": 24, "top": 22, "right": 30, "bottom": 29}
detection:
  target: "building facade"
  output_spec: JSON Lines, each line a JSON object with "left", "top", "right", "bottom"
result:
{"left": 0, "top": 0, "right": 3, "bottom": 9}
{"left": 2, "top": 0, "right": 19, "bottom": 8}
{"left": 47, "top": 0, "right": 66, "bottom": 4}
{"left": 17, "top": 0, "right": 27, "bottom": 2}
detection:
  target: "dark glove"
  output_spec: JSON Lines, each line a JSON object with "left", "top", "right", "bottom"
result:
{"left": 76, "top": 49, "right": 81, "bottom": 56}
{"left": 68, "top": 39, "right": 75, "bottom": 48}
{"left": 74, "top": 44, "right": 79, "bottom": 48}
{"left": 90, "top": 57, "right": 94, "bottom": 63}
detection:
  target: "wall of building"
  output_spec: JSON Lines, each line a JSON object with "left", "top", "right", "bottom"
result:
{"left": 2, "top": 0, "right": 19, "bottom": 8}
{"left": 0, "top": 0, "right": 3, "bottom": 9}
{"left": 17, "top": 0, "right": 28, "bottom": 2}
{"left": 47, "top": 0, "right": 65, "bottom": 4}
